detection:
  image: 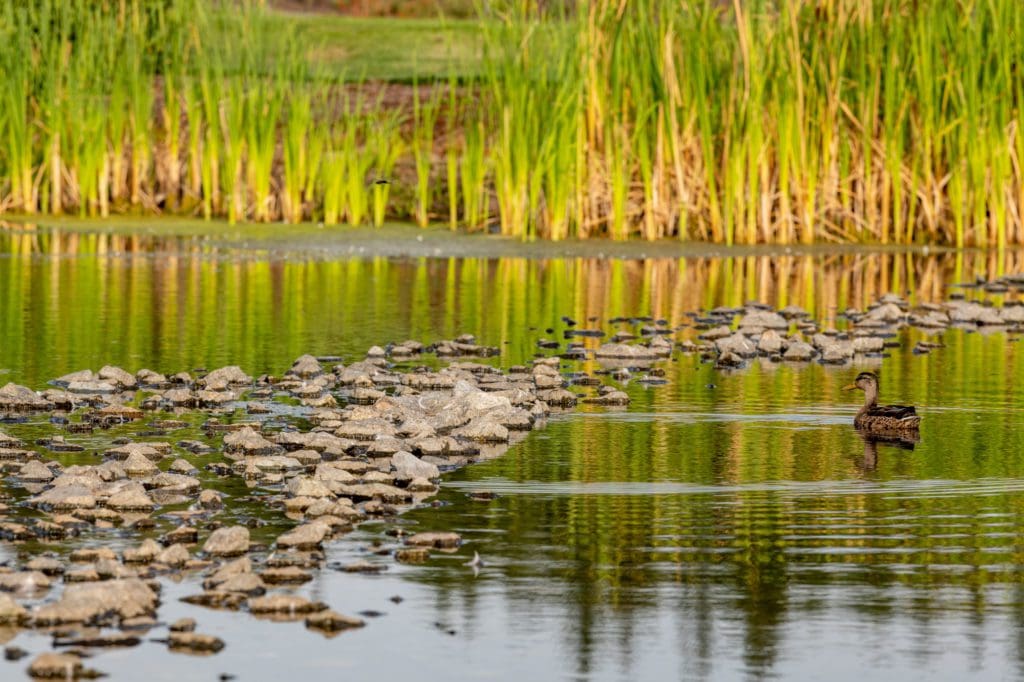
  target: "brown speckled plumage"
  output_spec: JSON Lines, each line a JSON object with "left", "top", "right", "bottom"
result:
{"left": 843, "top": 372, "right": 921, "bottom": 431}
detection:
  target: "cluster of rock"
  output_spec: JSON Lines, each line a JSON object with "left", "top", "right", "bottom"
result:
{"left": 584, "top": 293, "right": 1019, "bottom": 372}
{"left": 0, "top": 337, "right": 636, "bottom": 678}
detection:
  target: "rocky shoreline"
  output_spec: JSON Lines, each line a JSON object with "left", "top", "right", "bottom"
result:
{"left": 0, "top": 288, "right": 1018, "bottom": 678}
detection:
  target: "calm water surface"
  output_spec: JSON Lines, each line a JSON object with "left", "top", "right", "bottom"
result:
{"left": 2, "top": 227, "right": 1024, "bottom": 681}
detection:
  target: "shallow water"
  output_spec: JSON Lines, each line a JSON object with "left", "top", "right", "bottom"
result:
{"left": 3, "top": 225, "right": 1024, "bottom": 680}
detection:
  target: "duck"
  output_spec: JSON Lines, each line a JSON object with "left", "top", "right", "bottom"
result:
{"left": 842, "top": 371, "right": 921, "bottom": 431}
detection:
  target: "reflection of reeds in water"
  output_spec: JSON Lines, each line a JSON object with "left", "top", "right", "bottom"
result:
{"left": 4, "top": 228, "right": 1024, "bottom": 324}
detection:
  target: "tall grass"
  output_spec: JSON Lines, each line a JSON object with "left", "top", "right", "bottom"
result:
{"left": 2, "top": 0, "right": 1024, "bottom": 245}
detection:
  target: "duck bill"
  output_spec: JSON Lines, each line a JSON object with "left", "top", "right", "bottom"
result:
{"left": 841, "top": 383, "right": 858, "bottom": 391}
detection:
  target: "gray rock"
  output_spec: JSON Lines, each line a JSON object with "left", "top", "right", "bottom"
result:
{"left": 202, "top": 366, "right": 252, "bottom": 386}
{"left": 168, "top": 632, "right": 225, "bottom": 653}
{"left": 405, "top": 531, "right": 462, "bottom": 548}
{"left": 98, "top": 365, "right": 137, "bottom": 389}
{"left": 738, "top": 310, "right": 788, "bottom": 330}
{"left": 0, "top": 593, "right": 27, "bottom": 623}
{"left": 852, "top": 336, "right": 885, "bottom": 353}
{"left": 18, "top": 460, "right": 55, "bottom": 482}
{"left": 391, "top": 451, "right": 440, "bottom": 481}
{"left": 782, "top": 341, "right": 815, "bottom": 361}
{"left": 224, "top": 427, "right": 283, "bottom": 456}
{"left": 33, "top": 579, "right": 158, "bottom": 624}
{"left": 27, "top": 653, "right": 84, "bottom": 679}
{"left": 715, "top": 332, "right": 757, "bottom": 358}
{"left": 30, "top": 485, "right": 96, "bottom": 510}
{"left": 0, "top": 383, "right": 51, "bottom": 411}
{"left": 305, "top": 609, "right": 364, "bottom": 632}
{"left": 756, "top": 329, "right": 786, "bottom": 355}
{"left": 157, "top": 544, "right": 191, "bottom": 567}
{"left": 248, "top": 594, "right": 327, "bottom": 615}
{"left": 202, "top": 526, "right": 250, "bottom": 557}
{"left": 288, "top": 476, "right": 336, "bottom": 499}
{"left": 276, "top": 522, "right": 330, "bottom": 550}
{"left": 107, "top": 485, "right": 156, "bottom": 511}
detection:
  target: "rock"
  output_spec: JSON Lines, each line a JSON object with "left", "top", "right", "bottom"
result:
{"left": 67, "top": 379, "right": 118, "bottom": 395}
{"left": 405, "top": 531, "right": 462, "bottom": 549}
{"left": 396, "top": 548, "right": 430, "bottom": 563}
{"left": 123, "top": 452, "right": 159, "bottom": 477}
{"left": 202, "top": 526, "right": 250, "bottom": 557}
{"left": 198, "top": 489, "right": 223, "bottom": 509}
{"left": 0, "top": 593, "right": 26, "bottom": 624}
{"left": 105, "top": 443, "right": 164, "bottom": 462}
{"left": 33, "top": 579, "right": 158, "bottom": 624}
{"left": 260, "top": 567, "right": 313, "bottom": 585}
{"left": 136, "top": 369, "right": 168, "bottom": 386}
{"left": 1001, "top": 305, "right": 1024, "bottom": 324}
{"left": 202, "top": 366, "right": 252, "bottom": 386}
{"left": 248, "top": 594, "right": 327, "bottom": 615}
{"left": 406, "top": 477, "right": 437, "bottom": 492}
{"left": 147, "top": 472, "right": 201, "bottom": 494}
{"left": 52, "top": 370, "right": 94, "bottom": 387}
{"left": 757, "top": 329, "right": 785, "bottom": 355}
{"left": 287, "top": 476, "right": 335, "bottom": 499}
{"left": 0, "top": 383, "right": 51, "bottom": 411}
{"left": 107, "top": 485, "right": 156, "bottom": 511}
{"left": 169, "top": 617, "right": 196, "bottom": 632}
{"left": 305, "top": 609, "right": 364, "bottom": 632}
{"left": 203, "top": 557, "right": 253, "bottom": 588}
{"left": 26, "top": 557, "right": 64, "bottom": 575}
{"left": 18, "top": 460, "right": 55, "bottom": 482}
{"left": 98, "top": 365, "right": 137, "bottom": 389}
{"left": 276, "top": 522, "right": 330, "bottom": 550}
{"left": 739, "top": 310, "right": 788, "bottom": 330}
{"left": 852, "top": 336, "right": 885, "bottom": 353}
{"left": 123, "top": 539, "right": 162, "bottom": 564}
{"left": 782, "top": 341, "right": 815, "bottom": 362}
{"left": 29, "top": 485, "right": 96, "bottom": 510}
{"left": 593, "top": 343, "right": 661, "bottom": 361}
{"left": 168, "top": 632, "right": 225, "bottom": 653}
{"left": 157, "top": 544, "right": 191, "bottom": 567}
{"left": 289, "top": 355, "right": 323, "bottom": 378}
{"left": 865, "top": 302, "right": 905, "bottom": 322}
{"left": 168, "top": 458, "right": 198, "bottom": 475}
{"left": 215, "top": 573, "right": 265, "bottom": 596}
{"left": 223, "top": 427, "right": 282, "bottom": 456}
{"left": 180, "top": 591, "right": 246, "bottom": 611}
{"left": 452, "top": 418, "right": 509, "bottom": 442}
{"left": 715, "top": 332, "right": 757, "bottom": 358}
{"left": 27, "top": 653, "right": 85, "bottom": 679}
{"left": 820, "top": 341, "right": 854, "bottom": 364}
{"left": 0, "top": 571, "right": 51, "bottom": 593}
{"left": 714, "top": 351, "right": 745, "bottom": 369}
{"left": 391, "top": 451, "right": 440, "bottom": 481}
{"left": 333, "top": 483, "right": 412, "bottom": 504}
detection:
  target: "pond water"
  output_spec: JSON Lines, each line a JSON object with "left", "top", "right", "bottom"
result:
{"left": 2, "top": 225, "right": 1024, "bottom": 680}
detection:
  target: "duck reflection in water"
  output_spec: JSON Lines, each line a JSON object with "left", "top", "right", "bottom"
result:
{"left": 855, "top": 427, "right": 920, "bottom": 471}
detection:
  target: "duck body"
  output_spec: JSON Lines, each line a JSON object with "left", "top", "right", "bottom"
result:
{"left": 844, "top": 372, "right": 921, "bottom": 432}
{"left": 854, "top": 403, "right": 921, "bottom": 431}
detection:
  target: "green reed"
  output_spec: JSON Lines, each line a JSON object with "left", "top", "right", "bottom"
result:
{"left": 1, "top": 0, "right": 1024, "bottom": 245}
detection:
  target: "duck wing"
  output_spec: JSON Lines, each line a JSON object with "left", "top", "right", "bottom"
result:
{"left": 866, "top": 404, "right": 918, "bottom": 421}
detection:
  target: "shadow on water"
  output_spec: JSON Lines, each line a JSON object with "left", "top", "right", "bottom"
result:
{"left": 3, "top": 225, "right": 1024, "bottom": 679}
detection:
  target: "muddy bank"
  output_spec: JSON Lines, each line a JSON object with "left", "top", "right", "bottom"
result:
{"left": 0, "top": 219, "right": 965, "bottom": 262}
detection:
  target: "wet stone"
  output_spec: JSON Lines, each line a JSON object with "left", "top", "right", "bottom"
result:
{"left": 202, "top": 526, "right": 250, "bottom": 557}
{"left": 305, "top": 609, "right": 364, "bottom": 633}
{"left": 27, "top": 653, "right": 87, "bottom": 679}
{"left": 405, "top": 531, "right": 462, "bottom": 549}
{"left": 248, "top": 594, "right": 328, "bottom": 615}
{"left": 168, "top": 631, "right": 225, "bottom": 654}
